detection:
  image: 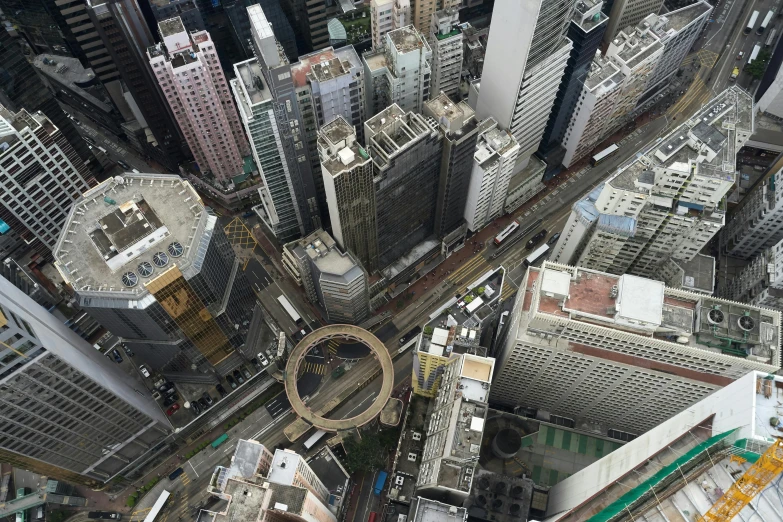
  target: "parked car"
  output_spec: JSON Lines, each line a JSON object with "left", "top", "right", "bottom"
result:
{"left": 242, "top": 367, "right": 252, "bottom": 380}
{"left": 117, "top": 160, "right": 130, "bottom": 170}
{"left": 110, "top": 349, "right": 123, "bottom": 363}
{"left": 122, "top": 344, "right": 135, "bottom": 357}
{"left": 190, "top": 401, "right": 201, "bottom": 415}
{"left": 259, "top": 355, "right": 269, "bottom": 366}
{"left": 139, "top": 365, "right": 150, "bottom": 378}
{"left": 198, "top": 398, "right": 209, "bottom": 409}
{"left": 166, "top": 404, "right": 180, "bottom": 416}
{"left": 216, "top": 384, "right": 227, "bottom": 397}
{"left": 168, "top": 468, "right": 184, "bottom": 481}
{"left": 251, "top": 358, "right": 262, "bottom": 371}
{"left": 547, "top": 232, "right": 561, "bottom": 245}
{"left": 158, "top": 382, "right": 174, "bottom": 393}
{"left": 233, "top": 370, "right": 245, "bottom": 384}
{"left": 202, "top": 392, "right": 214, "bottom": 406}
{"left": 242, "top": 210, "right": 254, "bottom": 218}
{"left": 163, "top": 394, "right": 179, "bottom": 407}
{"left": 164, "top": 386, "right": 177, "bottom": 396}
{"left": 226, "top": 375, "right": 237, "bottom": 389}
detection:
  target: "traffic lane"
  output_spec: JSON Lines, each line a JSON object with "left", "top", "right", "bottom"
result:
{"left": 374, "top": 322, "right": 399, "bottom": 343}
{"left": 245, "top": 257, "right": 273, "bottom": 291}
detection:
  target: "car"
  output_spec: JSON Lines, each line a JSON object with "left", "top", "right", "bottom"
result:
{"left": 737, "top": 51, "right": 744, "bottom": 60}
{"left": 164, "top": 386, "right": 177, "bottom": 396}
{"left": 152, "top": 391, "right": 161, "bottom": 401}
{"left": 198, "top": 398, "right": 209, "bottom": 409}
{"left": 242, "top": 367, "right": 252, "bottom": 379}
{"left": 117, "top": 160, "right": 131, "bottom": 170}
{"left": 190, "top": 401, "right": 201, "bottom": 415}
{"left": 163, "top": 394, "right": 179, "bottom": 407}
{"left": 216, "top": 384, "right": 227, "bottom": 397}
{"left": 242, "top": 210, "right": 254, "bottom": 218}
{"left": 547, "top": 232, "right": 561, "bottom": 245}
{"left": 202, "top": 392, "right": 214, "bottom": 406}
{"left": 259, "top": 355, "right": 269, "bottom": 366}
{"left": 139, "top": 365, "right": 150, "bottom": 378}
{"left": 153, "top": 378, "right": 165, "bottom": 388}
{"left": 233, "top": 369, "right": 245, "bottom": 384}
{"left": 251, "top": 358, "right": 262, "bottom": 371}
{"left": 110, "top": 349, "right": 123, "bottom": 363}
{"left": 226, "top": 375, "right": 237, "bottom": 389}
{"left": 168, "top": 468, "right": 184, "bottom": 481}
{"left": 525, "top": 229, "right": 548, "bottom": 250}
{"left": 166, "top": 404, "right": 180, "bottom": 416}
{"left": 158, "top": 382, "right": 174, "bottom": 392}
{"left": 122, "top": 345, "right": 135, "bottom": 357}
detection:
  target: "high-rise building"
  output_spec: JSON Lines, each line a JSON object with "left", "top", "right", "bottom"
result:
{"left": 318, "top": 117, "right": 377, "bottom": 270}
{"left": 409, "top": 0, "right": 460, "bottom": 33}
{"left": 282, "top": 229, "right": 370, "bottom": 324}
{"left": 279, "top": 0, "right": 341, "bottom": 53}
{"left": 371, "top": 0, "right": 395, "bottom": 49}
{"left": 364, "top": 104, "right": 442, "bottom": 268}
{"left": 494, "top": 261, "right": 780, "bottom": 436}
{"left": 637, "top": 1, "right": 711, "bottom": 102}
{"left": 721, "top": 154, "right": 783, "bottom": 261}
{"left": 722, "top": 236, "right": 783, "bottom": 309}
{"left": 0, "top": 107, "right": 94, "bottom": 256}
{"left": 0, "top": 27, "right": 99, "bottom": 174}
{"left": 538, "top": 0, "right": 608, "bottom": 170}
{"left": 291, "top": 46, "right": 365, "bottom": 231}
{"left": 0, "top": 274, "right": 170, "bottom": 487}
{"left": 463, "top": 118, "right": 520, "bottom": 232}
{"left": 394, "top": 0, "right": 412, "bottom": 30}
{"left": 267, "top": 448, "right": 331, "bottom": 503}
{"left": 411, "top": 325, "right": 484, "bottom": 397}
{"left": 363, "top": 26, "right": 432, "bottom": 118}
{"left": 149, "top": 18, "right": 251, "bottom": 185}
{"left": 428, "top": 8, "right": 463, "bottom": 99}
{"left": 758, "top": 66, "right": 783, "bottom": 119}
{"left": 603, "top": 0, "right": 664, "bottom": 46}
{"left": 53, "top": 173, "right": 257, "bottom": 382}
{"left": 149, "top": 0, "right": 206, "bottom": 32}
{"left": 86, "top": 0, "right": 187, "bottom": 171}
{"left": 475, "top": 0, "right": 575, "bottom": 169}
{"left": 423, "top": 93, "right": 479, "bottom": 237}
{"left": 0, "top": 0, "right": 74, "bottom": 56}
{"left": 249, "top": 4, "right": 316, "bottom": 237}
{"left": 232, "top": 59, "right": 302, "bottom": 241}
{"left": 224, "top": 0, "right": 298, "bottom": 62}
{"left": 552, "top": 87, "right": 752, "bottom": 281}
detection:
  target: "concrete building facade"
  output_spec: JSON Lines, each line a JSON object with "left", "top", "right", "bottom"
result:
{"left": 428, "top": 8, "right": 463, "bottom": 99}
{"left": 494, "top": 261, "right": 781, "bottom": 436}
{"left": 371, "top": 0, "right": 395, "bottom": 49}
{"left": 363, "top": 25, "right": 432, "bottom": 118}
{"left": 603, "top": 0, "right": 664, "bottom": 45}
{"left": 0, "top": 275, "right": 170, "bottom": 487}
{"left": 148, "top": 18, "right": 250, "bottom": 184}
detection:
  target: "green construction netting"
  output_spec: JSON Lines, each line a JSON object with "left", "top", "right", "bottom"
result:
{"left": 586, "top": 429, "right": 737, "bottom": 522}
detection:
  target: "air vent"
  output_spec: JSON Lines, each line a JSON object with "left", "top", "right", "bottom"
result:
{"left": 153, "top": 251, "right": 170, "bottom": 267}
{"left": 121, "top": 271, "right": 138, "bottom": 288}
{"left": 707, "top": 308, "right": 725, "bottom": 325}
{"left": 138, "top": 261, "right": 154, "bottom": 277}
{"left": 168, "top": 241, "right": 184, "bottom": 258}
{"left": 738, "top": 315, "right": 755, "bottom": 331}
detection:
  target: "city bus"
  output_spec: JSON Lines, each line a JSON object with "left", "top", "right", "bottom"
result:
{"left": 591, "top": 144, "right": 619, "bottom": 166}
{"left": 523, "top": 244, "right": 550, "bottom": 267}
{"left": 494, "top": 220, "right": 520, "bottom": 246}
{"left": 303, "top": 429, "right": 327, "bottom": 451}
{"left": 211, "top": 433, "right": 229, "bottom": 449}
{"left": 745, "top": 10, "right": 760, "bottom": 34}
{"left": 277, "top": 295, "right": 303, "bottom": 325}
{"left": 142, "top": 491, "right": 170, "bottom": 522}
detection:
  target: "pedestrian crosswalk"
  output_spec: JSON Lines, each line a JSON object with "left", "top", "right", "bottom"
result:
{"left": 500, "top": 280, "right": 518, "bottom": 302}
{"left": 328, "top": 339, "right": 339, "bottom": 356}
{"left": 180, "top": 472, "right": 191, "bottom": 486}
{"left": 302, "top": 361, "right": 327, "bottom": 375}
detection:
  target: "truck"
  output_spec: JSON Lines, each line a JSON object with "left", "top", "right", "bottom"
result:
{"left": 746, "top": 10, "right": 760, "bottom": 34}
{"left": 766, "top": 28, "right": 778, "bottom": 47}
{"left": 730, "top": 67, "right": 740, "bottom": 80}
{"left": 748, "top": 44, "right": 762, "bottom": 65}
{"left": 373, "top": 471, "right": 388, "bottom": 496}
{"left": 758, "top": 10, "right": 774, "bottom": 35}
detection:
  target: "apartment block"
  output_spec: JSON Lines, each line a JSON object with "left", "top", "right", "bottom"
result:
{"left": 53, "top": 174, "right": 256, "bottom": 382}
{"left": 149, "top": 0, "right": 205, "bottom": 32}
{"left": 232, "top": 58, "right": 302, "bottom": 241}
{"left": 494, "top": 261, "right": 780, "bottom": 436}
{"left": 552, "top": 87, "right": 751, "bottom": 279}
{"left": 363, "top": 25, "right": 432, "bottom": 117}
{"left": 463, "top": 118, "right": 520, "bottom": 232}
{"left": 371, "top": 0, "right": 395, "bottom": 48}
{"left": 603, "top": 0, "right": 665, "bottom": 45}
{"left": 412, "top": 325, "right": 484, "bottom": 397}
{"left": 429, "top": 8, "right": 463, "bottom": 99}
{"left": 292, "top": 46, "right": 365, "bottom": 230}
{"left": 148, "top": 18, "right": 250, "bottom": 183}
{"left": 0, "top": 275, "right": 170, "bottom": 487}
{"left": 282, "top": 229, "right": 370, "bottom": 324}
{"left": 423, "top": 93, "right": 479, "bottom": 237}
{"left": 0, "top": 107, "right": 94, "bottom": 254}
{"left": 394, "top": 0, "right": 412, "bottom": 29}
{"left": 409, "top": 0, "right": 460, "bottom": 34}
{"left": 476, "top": 0, "right": 574, "bottom": 168}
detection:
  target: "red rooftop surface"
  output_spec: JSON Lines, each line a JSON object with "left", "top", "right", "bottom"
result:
{"left": 291, "top": 49, "right": 338, "bottom": 88}
{"left": 562, "top": 270, "right": 620, "bottom": 319}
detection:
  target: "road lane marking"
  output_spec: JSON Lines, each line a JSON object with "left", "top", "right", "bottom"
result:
{"left": 188, "top": 461, "right": 199, "bottom": 478}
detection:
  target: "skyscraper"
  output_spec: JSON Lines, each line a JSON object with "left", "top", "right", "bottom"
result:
{"left": 0, "top": 274, "right": 170, "bottom": 487}
{"left": 148, "top": 18, "right": 251, "bottom": 185}
{"left": 0, "top": 107, "right": 94, "bottom": 257}
{"left": 148, "top": 0, "right": 206, "bottom": 33}
{"left": 53, "top": 173, "right": 257, "bottom": 382}
{"left": 476, "top": 0, "right": 575, "bottom": 169}
{"left": 223, "top": 0, "right": 298, "bottom": 61}
{"left": 428, "top": 8, "right": 463, "bottom": 99}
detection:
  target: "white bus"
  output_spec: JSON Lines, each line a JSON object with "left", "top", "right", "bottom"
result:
{"left": 591, "top": 144, "right": 619, "bottom": 166}
{"left": 523, "top": 244, "right": 550, "bottom": 267}
{"left": 494, "top": 220, "right": 519, "bottom": 246}
{"left": 142, "top": 491, "right": 171, "bottom": 522}
{"left": 749, "top": 44, "right": 762, "bottom": 64}
{"left": 303, "top": 429, "right": 327, "bottom": 450}
{"left": 277, "top": 295, "right": 303, "bottom": 325}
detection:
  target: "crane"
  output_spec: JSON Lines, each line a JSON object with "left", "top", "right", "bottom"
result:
{"left": 697, "top": 438, "right": 783, "bottom": 522}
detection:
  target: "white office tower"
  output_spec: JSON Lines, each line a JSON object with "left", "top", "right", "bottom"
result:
{"left": 0, "top": 275, "right": 170, "bottom": 487}
{"left": 561, "top": 54, "right": 623, "bottom": 168}
{"left": 371, "top": 0, "right": 394, "bottom": 49}
{"left": 428, "top": 8, "right": 463, "bottom": 99}
{"left": 232, "top": 59, "right": 302, "bottom": 241}
{"left": 464, "top": 118, "right": 521, "bottom": 232}
{"left": 552, "top": 87, "right": 751, "bottom": 280}
{"left": 493, "top": 261, "right": 780, "bottom": 435}
{"left": 638, "top": 1, "right": 712, "bottom": 101}
{"left": 416, "top": 353, "right": 495, "bottom": 502}
{"left": 722, "top": 159, "right": 783, "bottom": 260}
{"left": 475, "top": 0, "right": 574, "bottom": 169}
{"left": 363, "top": 25, "right": 432, "bottom": 117}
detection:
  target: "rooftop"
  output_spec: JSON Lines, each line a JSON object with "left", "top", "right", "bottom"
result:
{"left": 363, "top": 49, "right": 389, "bottom": 73}
{"left": 465, "top": 471, "right": 535, "bottom": 522}
{"left": 410, "top": 497, "right": 467, "bottom": 522}
{"left": 290, "top": 229, "right": 363, "bottom": 281}
{"left": 267, "top": 449, "right": 302, "bottom": 486}
{"left": 573, "top": 0, "right": 608, "bottom": 32}
{"left": 388, "top": 25, "right": 427, "bottom": 54}
{"left": 659, "top": 0, "right": 712, "bottom": 32}
{"left": 474, "top": 121, "right": 519, "bottom": 169}
{"left": 307, "top": 446, "right": 350, "bottom": 501}
{"left": 318, "top": 117, "right": 371, "bottom": 177}
{"left": 585, "top": 55, "right": 622, "bottom": 91}
{"left": 212, "top": 479, "right": 268, "bottom": 522}
{"left": 423, "top": 93, "right": 475, "bottom": 132}
{"left": 365, "top": 105, "right": 436, "bottom": 169}
{"left": 159, "top": 16, "right": 185, "bottom": 37}
{"left": 234, "top": 59, "right": 272, "bottom": 105}
{"left": 610, "top": 28, "right": 663, "bottom": 69}
{"left": 52, "top": 174, "right": 209, "bottom": 300}
{"left": 671, "top": 253, "right": 716, "bottom": 294}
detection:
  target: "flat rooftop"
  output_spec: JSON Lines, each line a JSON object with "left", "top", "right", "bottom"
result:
{"left": 215, "top": 479, "right": 267, "bottom": 522}
{"left": 319, "top": 118, "right": 371, "bottom": 177}
{"left": 363, "top": 49, "right": 389, "bottom": 73}
{"left": 53, "top": 174, "right": 208, "bottom": 299}
{"left": 235, "top": 59, "right": 272, "bottom": 105}
{"left": 388, "top": 25, "right": 427, "bottom": 53}
{"left": 410, "top": 497, "right": 467, "bottom": 522}
{"left": 661, "top": 0, "right": 711, "bottom": 31}
{"left": 474, "top": 122, "right": 518, "bottom": 168}
{"left": 672, "top": 253, "right": 716, "bottom": 294}
{"left": 585, "top": 56, "right": 622, "bottom": 91}
{"left": 611, "top": 29, "right": 662, "bottom": 69}
{"left": 158, "top": 17, "right": 185, "bottom": 37}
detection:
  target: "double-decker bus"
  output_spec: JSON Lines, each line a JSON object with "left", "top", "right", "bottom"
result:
{"left": 523, "top": 245, "right": 550, "bottom": 267}
{"left": 494, "top": 220, "right": 520, "bottom": 246}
